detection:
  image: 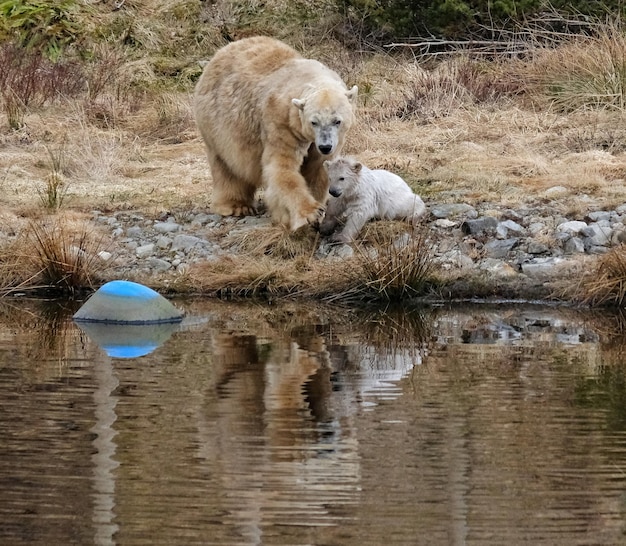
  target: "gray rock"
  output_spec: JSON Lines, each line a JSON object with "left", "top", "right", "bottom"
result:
{"left": 172, "top": 234, "right": 203, "bottom": 252}
{"left": 433, "top": 219, "right": 457, "bottom": 229}
{"left": 461, "top": 216, "right": 498, "bottom": 235}
{"left": 544, "top": 186, "right": 568, "bottom": 198}
{"left": 497, "top": 219, "right": 525, "bottom": 239}
{"left": 126, "top": 226, "right": 143, "bottom": 238}
{"left": 145, "top": 257, "right": 172, "bottom": 272}
{"left": 564, "top": 237, "right": 585, "bottom": 254}
{"left": 484, "top": 238, "right": 518, "bottom": 258}
{"left": 528, "top": 222, "right": 546, "bottom": 236}
{"left": 430, "top": 203, "right": 477, "bottom": 219}
{"left": 156, "top": 236, "right": 172, "bottom": 249}
{"left": 436, "top": 250, "right": 474, "bottom": 269}
{"left": 581, "top": 224, "right": 612, "bottom": 246}
{"left": 587, "top": 211, "right": 611, "bottom": 223}
{"left": 587, "top": 245, "right": 609, "bottom": 255}
{"left": 478, "top": 258, "right": 519, "bottom": 278}
{"left": 557, "top": 220, "right": 587, "bottom": 235}
{"left": 154, "top": 221, "right": 181, "bottom": 234}
{"left": 527, "top": 241, "right": 549, "bottom": 254}
{"left": 521, "top": 257, "right": 565, "bottom": 278}
{"left": 136, "top": 243, "right": 155, "bottom": 258}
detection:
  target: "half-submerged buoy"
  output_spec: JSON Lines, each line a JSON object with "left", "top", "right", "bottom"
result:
{"left": 75, "top": 321, "right": 180, "bottom": 358}
{"left": 73, "top": 280, "right": 184, "bottom": 324}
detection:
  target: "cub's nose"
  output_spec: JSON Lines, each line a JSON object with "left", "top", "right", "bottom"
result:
{"left": 329, "top": 187, "right": 343, "bottom": 197}
{"left": 318, "top": 144, "right": 333, "bottom": 155}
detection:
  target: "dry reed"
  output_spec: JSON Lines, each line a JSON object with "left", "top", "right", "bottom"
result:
{"left": 575, "top": 245, "right": 626, "bottom": 306}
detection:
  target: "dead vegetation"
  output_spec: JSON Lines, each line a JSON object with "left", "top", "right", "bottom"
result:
{"left": 2, "top": 3, "right": 626, "bottom": 303}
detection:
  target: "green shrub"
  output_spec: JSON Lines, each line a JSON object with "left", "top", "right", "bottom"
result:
{"left": 0, "top": 0, "right": 82, "bottom": 60}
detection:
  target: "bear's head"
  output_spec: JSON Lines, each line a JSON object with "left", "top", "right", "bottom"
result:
{"left": 324, "top": 157, "right": 362, "bottom": 198}
{"left": 292, "top": 85, "right": 358, "bottom": 156}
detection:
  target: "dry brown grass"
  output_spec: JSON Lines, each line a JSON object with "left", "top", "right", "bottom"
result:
{"left": 0, "top": 215, "right": 108, "bottom": 297}
{"left": 574, "top": 246, "right": 626, "bottom": 306}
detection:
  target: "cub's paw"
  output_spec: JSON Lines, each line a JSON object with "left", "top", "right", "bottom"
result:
{"left": 329, "top": 232, "right": 351, "bottom": 244}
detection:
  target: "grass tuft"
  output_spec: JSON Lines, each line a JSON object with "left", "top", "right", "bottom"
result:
{"left": 575, "top": 245, "right": 626, "bottom": 306}
{"left": 349, "top": 222, "right": 436, "bottom": 302}
{"left": 24, "top": 218, "right": 107, "bottom": 296}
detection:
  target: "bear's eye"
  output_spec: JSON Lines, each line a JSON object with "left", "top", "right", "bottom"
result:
{"left": 339, "top": 177, "right": 345, "bottom": 181}
{"left": 311, "top": 120, "right": 319, "bottom": 127}
{"left": 333, "top": 120, "right": 342, "bottom": 126}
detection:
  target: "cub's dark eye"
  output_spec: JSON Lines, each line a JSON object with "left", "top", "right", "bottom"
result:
{"left": 339, "top": 177, "right": 345, "bottom": 181}
{"left": 333, "top": 120, "right": 342, "bottom": 126}
{"left": 311, "top": 120, "right": 319, "bottom": 127}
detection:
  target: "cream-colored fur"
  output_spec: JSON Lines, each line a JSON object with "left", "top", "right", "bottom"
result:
{"left": 193, "top": 36, "right": 358, "bottom": 231}
{"left": 320, "top": 156, "right": 427, "bottom": 243}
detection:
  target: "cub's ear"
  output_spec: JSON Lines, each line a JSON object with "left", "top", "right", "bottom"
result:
{"left": 292, "top": 98, "right": 306, "bottom": 111}
{"left": 352, "top": 162, "right": 363, "bottom": 174}
{"left": 346, "top": 85, "right": 358, "bottom": 103}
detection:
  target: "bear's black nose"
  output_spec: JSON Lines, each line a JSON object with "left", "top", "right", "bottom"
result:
{"left": 318, "top": 144, "right": 333, "bottom": 155}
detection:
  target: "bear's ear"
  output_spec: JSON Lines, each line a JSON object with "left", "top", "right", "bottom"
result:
{"left": 346, "top": 85, "right": 358, "bottom": 103}
{"left": 352, "top": 162, "right": 363, "bottom": 174}
{"left": 292, "top": 98, "right": 306, "bottom": 111}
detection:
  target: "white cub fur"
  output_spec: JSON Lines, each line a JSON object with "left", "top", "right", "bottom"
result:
{"left": 320, "top": 156, "right": 427, "bottom": 243}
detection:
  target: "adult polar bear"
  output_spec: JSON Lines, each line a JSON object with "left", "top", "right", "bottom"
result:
{"left": 193, "top": 36, "right": 358, "bottom": 231}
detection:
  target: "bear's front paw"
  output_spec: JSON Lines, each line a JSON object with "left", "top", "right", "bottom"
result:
{"left": 306, "top": 205, "right": 326, "bottom": 227}
{"left": 211, "top": 202, "right": 256, "bottom": 217}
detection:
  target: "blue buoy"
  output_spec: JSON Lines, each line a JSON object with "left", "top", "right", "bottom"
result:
{"left": 73, "top": 280, "right": 183, "bottom": 324}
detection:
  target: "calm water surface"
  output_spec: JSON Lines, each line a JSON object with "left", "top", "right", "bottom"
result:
{"left": 1, "top": 298, "right": 626, "bottom": 545}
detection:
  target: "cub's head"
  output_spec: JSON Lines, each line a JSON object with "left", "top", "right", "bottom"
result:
{"left": 292, "top": 85, "right": 358, "bottom": 156}
{"left": 323, "top": 156, "right": 362, "bottom": 198}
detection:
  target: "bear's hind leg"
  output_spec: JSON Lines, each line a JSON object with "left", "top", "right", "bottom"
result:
{"left": 208, "top": 152, "right": 257, "bottom": 217}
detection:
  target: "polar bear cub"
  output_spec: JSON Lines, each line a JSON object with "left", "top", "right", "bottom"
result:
{"left": 319, "top": 156, "right": 427, "bottom": 243}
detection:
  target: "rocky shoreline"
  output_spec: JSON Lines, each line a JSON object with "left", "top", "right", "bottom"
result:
{"left": 87, "top": 185, "right": 626, "bottom": 302}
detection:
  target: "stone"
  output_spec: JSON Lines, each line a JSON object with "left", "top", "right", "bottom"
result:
{"left": 126, "top": 226, "right": 142, "bottom": 238}
{"left": 544, "top": 186, "right": 568, "bottom": 198}
{"left": 527, "top": 241, "right": 549, "bottom": 254}
{"left": 564, "top": 237, "right": 585, "bottom": 254}
{"left": 484, "top": 238, "right": 518, "bottom": 258}
{"left": 557, "top": 220, "right": 588, "bottom": 235}
{"left": 581, "top": 224, "right": 612, "bottom": 246}
{"left": 433, "top": 219, "right": 457, "bottom": 229}
{"left": 479, "top": 259, "right": 519, "bottom": 278}
{"left": 156, "top": 236, "right": 172, "bottom": 249}
{"left": 437, "top": 250, "right": 474, "bottom": 269}
{"left": 136, "top": 243, "right": 154, "bottom": 258}
{"left": 587, "top": 210, "right": 611, "bottom": 222}
{"left": 145, "top": 257, "right": 172, "bottom": 272}
{"left": 461, "top": 216, "right": 498, "bottom": 236}
{"left": 521, "top": 257, "right": 565, "bottom": 278}
{"left": 498, "top": 219, "right": 525, "bottom": 237}
{"left": 430, "top": 203, "right": 478, "bottom": 219}
{"left": 172, "top": 234, "right": 202, "bottom": 252}
{"left": 154, "top": 221, "right": 181, "bottom": 233}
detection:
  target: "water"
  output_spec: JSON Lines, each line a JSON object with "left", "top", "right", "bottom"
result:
{"left": 1, "top": 298, "right": 626, "bottom": 545}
